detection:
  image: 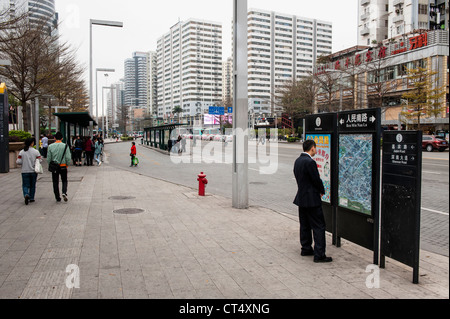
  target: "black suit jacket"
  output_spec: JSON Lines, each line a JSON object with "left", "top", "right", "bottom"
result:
{"left": 293, "top": 153, "right": 326, "bottom": 208}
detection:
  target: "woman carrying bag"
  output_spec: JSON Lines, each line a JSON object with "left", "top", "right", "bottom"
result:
{"left": 16, "top": 138, "right": 42, "bottom": 205}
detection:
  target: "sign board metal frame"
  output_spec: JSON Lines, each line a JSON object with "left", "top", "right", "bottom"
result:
{"left": 336, "top": 108, "right": 382, "bottom": 265}
{"left": 305, "top": 112, "right": 338, "bottom": 245}
{"left": 380, "top": 131, "right": 422, "bottom": 284}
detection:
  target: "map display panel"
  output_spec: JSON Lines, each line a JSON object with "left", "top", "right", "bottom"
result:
{"left": 339, "top": 134, "right": 373, "bottom": 215}
{"left": 306, "top": 134, "right": 331, "bottom": 203}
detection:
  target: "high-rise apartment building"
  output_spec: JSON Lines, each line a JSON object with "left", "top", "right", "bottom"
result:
{"left": 156, "top": 19, "right": 222, "bottom": 119}
{"left": 222, "top": 57, "right": 233, "bottom": 105}
{"left": 358, "top": 0, "right": 449, "bottom": 46}
{"left": 0, "top": 0, "right": 58, "bottom": 34}
{"left": 247, "top": 8, "right": 333, "bottom": 116}
{"left": 124, "top": 51, "right": 157, "bottom": 117}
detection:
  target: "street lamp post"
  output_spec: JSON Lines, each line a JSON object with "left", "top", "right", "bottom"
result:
{"left": 89, "top": 19, "right": 123, "bottom": 136}
{"left": 232, "top": 0, "right": 249, "bottom": 209}
{"left": 96, "top": 68, "right": 115, "bottom": 127}
{"left": 102, "top": 86, "right": 116, "bottom": 138}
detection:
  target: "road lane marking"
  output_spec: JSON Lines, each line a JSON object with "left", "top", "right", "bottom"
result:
{"left": 422, "top": 170, "right": 447, "bottom": 175}
{"left": 422, "top": 207, "right": 449, "bottom": 216}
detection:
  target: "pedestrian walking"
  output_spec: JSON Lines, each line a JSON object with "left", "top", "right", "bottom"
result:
{"left": 16, "top": 138, "right": 42, "bottom": 205}
{"left": 293, "top": 139, "right": 332, "bottom": 263}
{"left": 84, "top": 136, "right": 94, "bottom": 166}
{"left": 130, "top": 142, "right": 137, "bottom": 167}
{"left": 94, "top": 137, "right": 103, "bottom": 166}
{"left": 47, "top": 132, "right": 72, "bottom": 203}
{"left": 41, "top": 134, "right": 48, "bottom": 158}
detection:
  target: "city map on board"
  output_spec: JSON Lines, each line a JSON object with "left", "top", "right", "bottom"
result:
{"left": 338, "top": 134, "right": 373, "bottom": 215}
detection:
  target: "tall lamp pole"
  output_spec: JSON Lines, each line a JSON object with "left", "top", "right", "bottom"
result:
{"left": 96, "top": 68, "right": 115, "bottom": 128}
{"left": 232, "top": 0, "right": 249, "bottom": 209}
{"left": 89, "top": 19, "right": 123, "bottom": 136}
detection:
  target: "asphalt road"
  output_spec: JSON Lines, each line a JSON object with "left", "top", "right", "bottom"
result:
{"left": 105, "top": 140, "right": 449, "bottom": 257}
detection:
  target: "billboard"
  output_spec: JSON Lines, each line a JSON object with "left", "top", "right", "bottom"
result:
{"left": 338, "top": 134, "right": 373, "bottom": 215}
{"left": 306, "top": 134, "right": 331, "bottom": 203}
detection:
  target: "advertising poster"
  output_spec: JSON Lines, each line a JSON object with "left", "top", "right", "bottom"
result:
{"left": 338, "top": 134, "right": 373, "bottom": 215}
{"left": 306, "top": 134, "right": 331, "bottom": 203}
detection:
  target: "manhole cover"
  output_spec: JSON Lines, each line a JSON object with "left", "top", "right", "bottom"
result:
{"left": 113, "top": 208, "right": 145, "bottom": 215}
{"left": 109, "top": 196, "right": 136, "bottom": 200}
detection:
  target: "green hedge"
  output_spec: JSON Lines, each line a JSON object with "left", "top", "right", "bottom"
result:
{"left": 9, "top": 130, "right": 31, "bottom": 142}
{"left": 287, "top": 137, "right": 301, "bottom": 143}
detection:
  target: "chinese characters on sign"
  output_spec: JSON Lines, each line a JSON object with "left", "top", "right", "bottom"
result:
{"left": 306, "top": 134, "right": 332, "bottom": 204}
{"left": 314, "top": 32, "right": 429, "bottom": 75}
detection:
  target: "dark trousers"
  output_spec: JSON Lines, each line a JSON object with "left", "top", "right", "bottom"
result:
{"left": 298, "top": 206, "right": 327, "bottom": 258}
{"left": 86, "top": 151, "right": 94, "bottom": 166}
{"left": 131, "top": 155, "right": 135, "bottom": 166}
{"left": 42, "top": 147, "right": 48, "bottom": 158}
{"left": 52, "top": 168, "right": 68, "bottom": 200}
{"left": 22, "top": 173, "right": 38, "bottom": 200}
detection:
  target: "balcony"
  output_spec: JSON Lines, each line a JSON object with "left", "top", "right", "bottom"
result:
{"left": 360, "top": 28, "right": 370, "bottom": 36}
{"left": 360, "top": 13, "right": 370, "bottom": 21}
{"left": 392, "top": 15, "right": 404, "bottom": 23}
{"left": 361, "top": 0, "right": 370, "bottom": 6}
{"left": 393, "top": 0, "right": 404, "bottom": 6}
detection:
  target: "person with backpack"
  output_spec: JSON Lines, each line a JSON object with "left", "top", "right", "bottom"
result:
{"left": 73, "top": 136, "right": 83, "bottom": 166}
{"left": 16, "top": 138, "right": 42, "bottom": 205}
{"left": 47, "top": 132, "right": 72, "bottom": 202}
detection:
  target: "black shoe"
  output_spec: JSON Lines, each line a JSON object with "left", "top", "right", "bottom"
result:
{"left": 314, "top": 256, "right": 333, "bottom": 263}
{"left": 62, "top": 194, "right": 68, "bottom": 202}
{"left": 25, "top": 195, "right": 30, "bottom": 205}
{"left": 30, "top": 200, "right": 35, "bottom": 203}
{"left": 301, "top": 250, "right": 315, "bottom": 257}
{"left": 56, "top": 198, "right": 61, "bottom": 202}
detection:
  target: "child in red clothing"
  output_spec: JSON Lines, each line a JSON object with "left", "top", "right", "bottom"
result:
{"left": 130, "top": 142, "right": 137, "bottom": 167}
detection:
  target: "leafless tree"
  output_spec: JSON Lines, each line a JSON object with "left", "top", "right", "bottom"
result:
{"left": 0, "top": 16, "right": 86, "bottom": 132}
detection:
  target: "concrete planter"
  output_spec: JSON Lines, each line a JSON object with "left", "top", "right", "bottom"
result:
{"left": 9, "top": 142, "right": 25, "bottom": 169}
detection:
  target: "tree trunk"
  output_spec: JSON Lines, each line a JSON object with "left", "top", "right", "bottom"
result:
{"left": 21, "top": 100, "right": 29, "bottom": 132}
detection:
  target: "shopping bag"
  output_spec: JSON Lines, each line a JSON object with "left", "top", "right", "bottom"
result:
{"left": 133, "top": 157, "right": 139, "bottom": 166}
{"left": 35, "top": 159, "right": 43, "bottom": 174}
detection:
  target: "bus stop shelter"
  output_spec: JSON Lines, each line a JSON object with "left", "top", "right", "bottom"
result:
{"left": 144, "top": 124, "right": 188, "bottom": 151}
{"left": 54, "top": 112, "right": 97, "bottom": 147}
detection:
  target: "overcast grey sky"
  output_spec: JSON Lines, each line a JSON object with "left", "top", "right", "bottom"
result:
{"left": 56, "top": 0, "right": 358, "bottom": 87}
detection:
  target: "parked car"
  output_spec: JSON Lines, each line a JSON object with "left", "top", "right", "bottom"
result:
{"left": 422, "top": 135, "right": 448, "bottom": 152}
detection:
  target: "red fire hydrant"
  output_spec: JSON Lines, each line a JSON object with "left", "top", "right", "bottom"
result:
{"left": 197, "top": 172, "right": 208, "bottom": 196}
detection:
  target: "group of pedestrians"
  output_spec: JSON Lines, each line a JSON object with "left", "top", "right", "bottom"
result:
{"left": 72, "top": 135, "right": 104, "bottom": 167}
{"left": 16, "top": 132, "right": 105, "bottom": 205}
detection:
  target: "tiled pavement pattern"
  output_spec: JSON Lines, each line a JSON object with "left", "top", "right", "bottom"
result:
{"left": 0, "top": 164, "right": 448, "bottom": 299}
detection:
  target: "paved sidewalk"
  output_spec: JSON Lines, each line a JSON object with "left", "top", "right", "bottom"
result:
{"left": 0, "top": 163, "right": 448, "bottom": 299}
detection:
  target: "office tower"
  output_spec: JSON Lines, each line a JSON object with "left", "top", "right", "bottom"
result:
{"left": 247, "top": 8, "right": 333, "bottom": 116}
{"left": 0, "top": 0, "right": 58, "bottom": 34}
{"left": 124, "top": 51, "right": 157, "bottom": 117}
{"left": 156, "top": 19, "right": 222, "bottom": 119}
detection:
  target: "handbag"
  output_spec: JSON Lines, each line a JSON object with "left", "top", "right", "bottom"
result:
{"left": 35, "top": 158, "right": 43, "bottom": 174}
{"left": 49, "top": 144, "right": 68, "bottom": 173}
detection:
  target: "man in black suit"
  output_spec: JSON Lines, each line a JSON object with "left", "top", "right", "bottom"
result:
{"left": 293, "top": 139, "right": 332, "bottom": 263}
